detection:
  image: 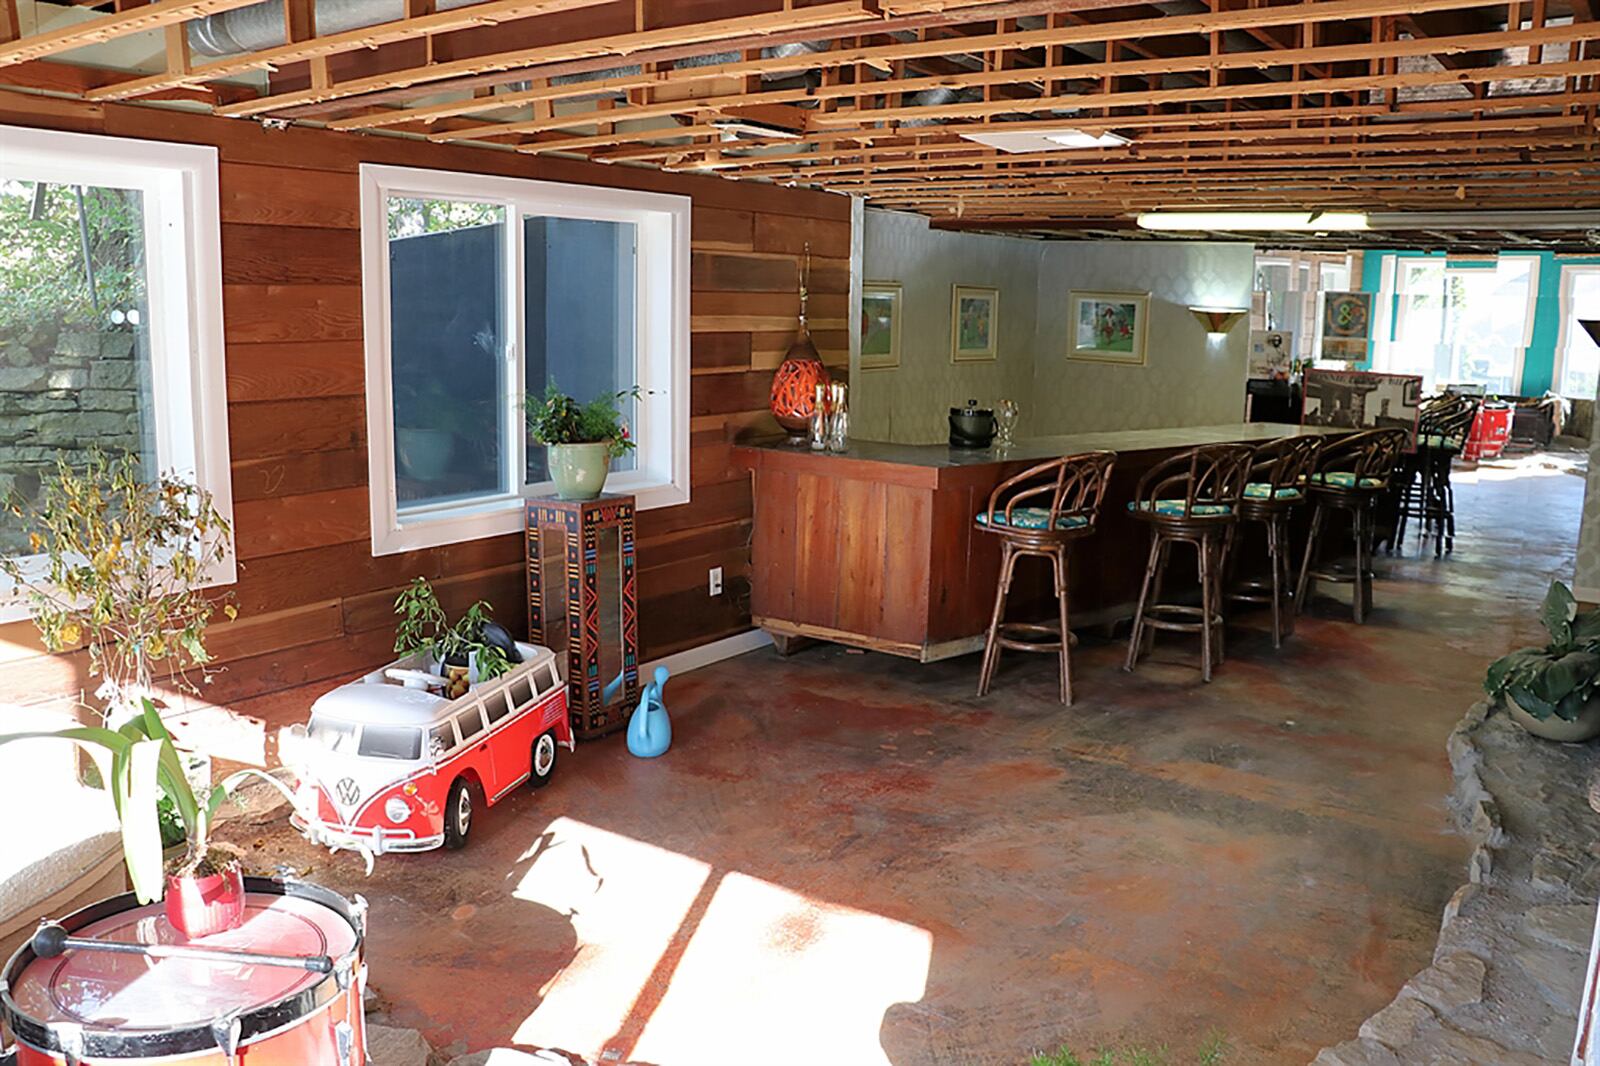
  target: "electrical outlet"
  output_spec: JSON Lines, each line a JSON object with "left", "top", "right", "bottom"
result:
{"left": 709, "top": 566, "right": 724, "bottom": 596}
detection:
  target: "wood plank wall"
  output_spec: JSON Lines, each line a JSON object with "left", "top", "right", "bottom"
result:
{"left": 0, "top": 90, "right": 851, "bottom": 708}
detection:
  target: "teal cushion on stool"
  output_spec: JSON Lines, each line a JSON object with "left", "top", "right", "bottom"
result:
{"left": 1310, "top": 471, "right": 1386, "bottom": 489}
{"left": 1420, "top": 434, "right": 1461, "bottom": 452}
{"left": 1128, "top": 499, "right": 1233, "bottom": 517}
{"left": 1244, "top": 482, "right": 1303, "bottom": 500}
{"left": 976, "top": 507, "right": 1089, "bottom": 531}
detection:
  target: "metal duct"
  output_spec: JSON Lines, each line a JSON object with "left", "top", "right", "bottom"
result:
{"left": 188, "top": 0, "right": 491, "bottom": 57}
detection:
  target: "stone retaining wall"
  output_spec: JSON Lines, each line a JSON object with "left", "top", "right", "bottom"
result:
{"left": 1314, "top": 703, "right": 1600, "bottom": 1065}
{"left": 0, "top": 315, "right": 148, "bottom": 554}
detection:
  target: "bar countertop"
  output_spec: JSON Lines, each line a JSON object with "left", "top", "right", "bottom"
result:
{"left": 736, "top": 421, "right": 1343, "bottom": 470}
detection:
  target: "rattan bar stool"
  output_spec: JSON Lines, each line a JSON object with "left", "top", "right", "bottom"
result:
{"left": 1223, "top": 433, "right": 1324, "bottom": 649}
{"left": 1123, "top": 444, "right": 1254, "bottom": 682}
{"left": 1295, "top": 428, "right": 1408, "bottom": 623}
{"left": 1394, "top": 395, "right": 1478, "bottom": 558}
{"left": 975, "top": 450, "right": 1118, "bottom": 705}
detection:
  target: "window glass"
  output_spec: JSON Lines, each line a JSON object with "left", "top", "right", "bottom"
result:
{"left": 428, "top": 722, "right": 455, "bottom": 759}
{"left": 485, "top": 693, "right": 510, "bottom": 723}
{"left": 0, "top": 179, "right": 156, "bottom": 557}
{"left": 308, "top": 716, "right": 360, "bottom": 754}
{"left": 524, "top": 216, "right": 638, "bottom": 484}
{"left": 1560, "top": 269, "right": 1600, "bottom": 400}
{"left": 455, "top": 708, "right": 485, "bottom": 742}
{"left": 387, "top": 197, "right": 508, "bottom": 512}
{"left": 358, "top": 724, "right": 422, "bottom": 761}
{"left": 508, "top": 675, "right": 534, "bottom": 707}
{"left": 533, "top": 664, "right": 557, "bottom": 694}
{"left": 1383, "top": 257, "right": 1534, "bottom": 392}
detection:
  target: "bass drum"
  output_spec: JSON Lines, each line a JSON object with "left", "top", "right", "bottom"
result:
{"left": 1, "top": 877, "right": 366, "bottom": 1065}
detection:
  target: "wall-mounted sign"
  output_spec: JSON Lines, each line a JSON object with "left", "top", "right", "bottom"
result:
{"left": 1320, "top": 291, "right": 1373, "bottom": 362}
{"left": 1248, "top": 330, "right": 1294, "bottom": 381}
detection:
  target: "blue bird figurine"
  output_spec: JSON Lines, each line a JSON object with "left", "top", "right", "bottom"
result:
{"left": 627, "top": 666, "right": 671, "bottom": 758}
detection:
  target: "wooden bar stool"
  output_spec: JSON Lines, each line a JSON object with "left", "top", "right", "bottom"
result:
{"left": 975, "top": 450, "right": 1117, "bottom": 705}
{"left": 1223, "top": 434, "right": 1324, "bottom": 649}
{"left": 1124, "top": 444, "right": 1254, "bottom": 682}
{"left": 1394, "top": 395, "right": 1477, "bottom": 557}
{"left": 1295, "top": 428, "right": 1408, "bottom": 623}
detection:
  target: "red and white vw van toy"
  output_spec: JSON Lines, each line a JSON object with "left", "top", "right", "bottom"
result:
{"left": 283, "top": 642, "right": 572, "bottom": 854}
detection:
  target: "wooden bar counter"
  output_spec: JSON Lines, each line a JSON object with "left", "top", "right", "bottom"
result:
{"left": 735, "top": 423, "right": 1344, "bottom": 662}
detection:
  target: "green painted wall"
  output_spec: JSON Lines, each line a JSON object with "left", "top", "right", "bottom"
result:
{"left": 1358, "top": 249, "right": 1600, "bottom": 396}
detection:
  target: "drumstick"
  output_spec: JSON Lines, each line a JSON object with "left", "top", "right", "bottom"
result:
{"left": 31, "top": 923, "right": 335, "bottom": 974}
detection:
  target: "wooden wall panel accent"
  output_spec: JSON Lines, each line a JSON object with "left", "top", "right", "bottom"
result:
{"left": 0, "top": 89, "right": 851, "bottom": 711}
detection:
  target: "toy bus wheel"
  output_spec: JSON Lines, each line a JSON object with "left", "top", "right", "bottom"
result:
{"left": 529, "top": 731, "right": 558, "bottom": 790}
{"left": 444, "top": 777, "right": 472, "bottom": 849}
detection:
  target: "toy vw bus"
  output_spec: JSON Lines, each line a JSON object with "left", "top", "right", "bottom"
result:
{"left": 282, "top": 642, "right": 573, "bottom": 854}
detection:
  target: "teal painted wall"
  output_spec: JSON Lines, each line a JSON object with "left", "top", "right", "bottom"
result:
{"left": 1358, "top": 250, "right": 1600, "bottom": 395}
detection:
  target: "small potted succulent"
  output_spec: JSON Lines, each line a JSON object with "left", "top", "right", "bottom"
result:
{"left": 1484, "top": 580, "right": 1600, "bottom": 742}
{"left": 525, "top": 383, "right": 639, "bottom": 500}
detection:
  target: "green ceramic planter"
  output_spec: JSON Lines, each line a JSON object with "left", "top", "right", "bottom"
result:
{"left": 549, "top": 442, "right": 611, "bottom": 500}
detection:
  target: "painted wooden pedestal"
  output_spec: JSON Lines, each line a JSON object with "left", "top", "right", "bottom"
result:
{"left": 526, "top": 494, "right": 640, "bottom": 740}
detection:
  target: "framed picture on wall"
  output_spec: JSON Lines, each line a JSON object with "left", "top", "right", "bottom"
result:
{"left": 1068, "top": 290, "right": 1150, "bottom": 366}
{"left": 861, "top": 282, "right": 902, "bottom": 370}
{"left": 1301, "top": 369, "right": 1423, "bottom": 444}
{"left": 950, "top": 285, "right": 999, "bottom": 362}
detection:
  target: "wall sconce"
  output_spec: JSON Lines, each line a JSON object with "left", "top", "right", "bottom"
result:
{"left": 1189, "top": 306, "right": 1248, "bottom": 336}
{"left": 1581, "top": 319, "right": 1600, "bottom": 349}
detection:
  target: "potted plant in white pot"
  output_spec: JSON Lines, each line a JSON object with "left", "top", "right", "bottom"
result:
{"left": 1, "top": 449, "right": 236, "bottom": 724}
{"left": 1485, "top": 580, "right": 1600, "bottom": 742}
{"left": 525, "top": 383, "right": 638, "bottom": 501}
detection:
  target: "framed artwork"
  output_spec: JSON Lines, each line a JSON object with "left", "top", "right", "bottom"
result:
{"left": 860, "top": 282, "right": 902, "bottom": 370}
{"left": 1319, "top": 290, "right": 1373, "bottom": 362}
{"left": 1247, "top": 329, "right": 1294, "bottom": 381}
{"left": 1301, "top": 369, "right": 1423, "bottom": 444}
{"left": 1068, "top": 290, "right": 1150, "bottom": 365}
{"left": 950, "top": 285, "right": 999, "bottom": 362}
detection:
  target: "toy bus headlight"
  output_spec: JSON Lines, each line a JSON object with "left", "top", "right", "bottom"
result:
{"left": 384, "top": 796, "right": 412, "bottom": 824}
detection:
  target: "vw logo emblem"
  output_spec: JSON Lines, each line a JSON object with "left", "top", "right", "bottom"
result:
{"left": 335, "top": 777, "right": 360, "bottom": 807}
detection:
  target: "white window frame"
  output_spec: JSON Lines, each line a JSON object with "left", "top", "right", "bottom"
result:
{"left": 0, "top": 125, "right": 233, "bottom": 624}
{"left": 1553, "top": 263, "right": 1600, "bottom": 399}
{"left": 359, "top": 164, "right": 691, "bottom": 557}
{"left": 1373, "top": 253, "right": 1538, "bottom": 392}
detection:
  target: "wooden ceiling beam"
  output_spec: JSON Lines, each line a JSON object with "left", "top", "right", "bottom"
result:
{"left": 0, "top": 0, "right": 264, "bottom": 67}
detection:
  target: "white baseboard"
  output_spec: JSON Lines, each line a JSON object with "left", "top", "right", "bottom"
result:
{"left": 642, "top": 628, "right": 773, "bottom": 680}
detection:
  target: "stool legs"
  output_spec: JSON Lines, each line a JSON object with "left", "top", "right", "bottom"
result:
{"left": 1353, "top": 503, "right": 1373, "bottom": 624}
{"left": 1126, "top": 534, "right": 1164, "bottom": 672}
{"left": 1295, "top": 503, "right": 1325, "bottom": 614}
{"left": 1297, "top": 497, "right": 1377, "bottom": 623}
{"left": 1054, "top": 549, "right": 1072, "bottom": 705}
{"left": 977, "top": 540, "right": 1019, "bottom": 698}
{"left": 1125, "top": 528, "right": 1228, "bottom": 681}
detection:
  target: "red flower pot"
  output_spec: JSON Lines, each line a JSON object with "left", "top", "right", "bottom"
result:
{"left": 164, "top": 864, "right": 245, "bottom": 939}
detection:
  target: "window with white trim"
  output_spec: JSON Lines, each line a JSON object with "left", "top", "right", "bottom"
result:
{"left": 0, "top": 126, "right": 233, "bottom": 623}
{"left": 359, "top": 165, "right": 690, "bottom": 556}
{"left": 1554, "top": 264, "right": 1600, "bottom": 401}
{"left": 1372, "top": 254, "right": 1538, "bottom": 394}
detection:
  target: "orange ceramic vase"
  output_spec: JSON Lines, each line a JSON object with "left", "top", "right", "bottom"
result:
{"left": 770, "top": 326, "right": 831, "bottom": 441}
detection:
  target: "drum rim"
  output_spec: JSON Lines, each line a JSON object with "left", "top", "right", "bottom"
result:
{"left": 1, "top": 876, "right": 363, "bottom": 1059}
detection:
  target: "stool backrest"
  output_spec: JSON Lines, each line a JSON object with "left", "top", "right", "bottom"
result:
{"left": 982, "top": 451, "right": 1118, "bottom": 531}
{"left": 1250, "top": 434, "right": 1323, "bottom": 493}
{"left": 1315, "top": 427, "right": 1408, "bottom": 485}
{"left": 1419, "top": 395, "right": 1479, "bottom": 448}
{"left": 1133, "top": 443, "right": 1255, "bottom": 517}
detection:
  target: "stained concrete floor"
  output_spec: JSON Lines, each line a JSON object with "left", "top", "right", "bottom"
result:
{"left": 219, "top": 450, "right": 1586, "bottom": 1066}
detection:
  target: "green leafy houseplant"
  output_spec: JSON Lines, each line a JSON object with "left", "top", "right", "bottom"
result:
{"left": 1, "top": 450, "right": 235, "bottom": 718}
{"left": 525, "top": 382, "right": 639, "bottom": 461}
{"left": 1484, "top": 581, "right": 1600, "bottom": 722}
{"left": 0, "top": 698, "right": 232, "bottom": 903}
{"left": 392, "top": 577, "right": 510, "bottom": 682}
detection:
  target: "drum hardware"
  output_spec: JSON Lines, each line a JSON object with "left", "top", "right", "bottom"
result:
{"left": 46, "top": 1023, "right": 81, "bottom": 1066}
{"left": 336, "top": 1021, "right": 355, "bottom": 1066}
{"left": 31, "top": 923, "right": 336, "bottom": 974}
{"left": 209, "top": 1012, "right": 241, "bottom": 1066}
{"left": 350, "top": 894, "right": 369, "bottom": 938}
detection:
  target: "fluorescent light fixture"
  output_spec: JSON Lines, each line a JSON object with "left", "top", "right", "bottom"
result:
{"left": 959, "top": 128, "right": 1133, "bottom": 154}
{"left": 710, "top": 117, "right": 802, "bottom": 140}
{"left": 1188, "top": 307, "right": 1248, "bottom": 335}
{"left": 1137, "top": 211, "right": 1370, "bottom": 232}
{"left": 1044, "top": 130, "right": 1131, "bottom": 149}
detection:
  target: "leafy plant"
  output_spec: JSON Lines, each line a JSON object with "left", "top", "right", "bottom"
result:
{"left": 1485, "top": 580, "right": 1600, "bottom": 721}
{"left": 392, "top": 577, "right": 511, "bottom": 682}
{"left": 525, "top": 382, "right": 639, "bottom": 461}
{"left": 2, "top": 449, "right": 235, "bottom": 718}
{"left": 0, "top": 698, "right": 230, "bottom": 903}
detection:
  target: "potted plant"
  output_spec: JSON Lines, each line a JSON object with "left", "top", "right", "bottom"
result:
{"left": 1484, "top": 580, "right": 1600, "bottom": 742}
{"left": 393, "top": 577, "right": 512, "bottom": 697}
{"left": 0, "top": 698, "right": 244, "bottom": 934}
{"left": 525, "top": 383, "right": 639, "bottom": 500}
{"left": 1, "top": 449, "right": 235, "bottom": 724}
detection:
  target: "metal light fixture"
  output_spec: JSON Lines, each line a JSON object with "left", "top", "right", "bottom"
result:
{"left": 1189, "top": 306, "right": 1248, "bottom": 335}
